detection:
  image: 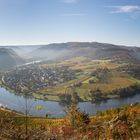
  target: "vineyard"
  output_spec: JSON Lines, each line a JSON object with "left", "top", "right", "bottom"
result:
{"left": 0, "top": 103, "right": 140, "bottom": 140}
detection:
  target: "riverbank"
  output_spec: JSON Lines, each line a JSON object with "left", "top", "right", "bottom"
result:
{"left": 1, "top": 84, "right": 140, "bottom": 118}
{"left": 0, "top": 105, "right": 24, "bottom": 116}
{"left": 0, "top": 103, "right": 140, "bottom": 140}
{"left": 1, "top": 81, "right": 140, "bottom": 103}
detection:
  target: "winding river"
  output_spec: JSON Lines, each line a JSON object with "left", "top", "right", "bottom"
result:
{"left": 0, "top": 87, "right": 140, "bottom": 118}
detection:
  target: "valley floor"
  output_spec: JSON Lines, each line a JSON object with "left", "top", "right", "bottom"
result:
{"left": 1, "top": 58, "right": 140, "bottom": 103}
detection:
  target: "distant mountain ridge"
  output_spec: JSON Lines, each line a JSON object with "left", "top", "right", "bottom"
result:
{"left": 1, "top": 42, "right": 140, "bottom": 70}
{"left": 30, "top": 42, "right": 140, "bottom": 62}
{"left": 0, "top": 48, "right": 24, "bottom": 70}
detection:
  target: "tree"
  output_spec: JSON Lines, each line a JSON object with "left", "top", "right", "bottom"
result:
{"left": 65, "top": 104, "right": 90, "bottom": 131}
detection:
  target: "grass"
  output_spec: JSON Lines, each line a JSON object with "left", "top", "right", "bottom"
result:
{"left": 71, "top": 59, "right": 119, "bottom": 71}
{"left": 128, "top": 76, "right": 140, "bottom": 83}
{"left": 82, "top": 76, "right": 97, "bottom": 84}
{"left": 31, "top": 118, "right": 65, "bottom": 127}
{"left": 34, "top": 57, "right": 140, "bottom": 101}
{"left": 77, "top": 75, "right": 140, "bottom": 101}
{"left": 39, "top": 74, "right": 140, "bottom": 102}
{"left": 2, "top": 57, "right": 140, "bottom": 102}
{"left": 1, "top": 103, "right": 140, "bottom": 127}
{"left": 81, "top": 76, "right": 135, "bottom": 92}
{"left": 1, "top": 103, "right": 140, "bottom": 140}
{"left": 39, "top": 75, "right": 90, "bottom": 94}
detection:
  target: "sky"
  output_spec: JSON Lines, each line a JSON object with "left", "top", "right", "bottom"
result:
{"left": 0, "top": 0, "right": 140, "bottom": 46}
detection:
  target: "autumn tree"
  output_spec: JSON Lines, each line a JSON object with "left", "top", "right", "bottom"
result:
{"left": 65, "top": 104, "right": 90, "bottom": 131}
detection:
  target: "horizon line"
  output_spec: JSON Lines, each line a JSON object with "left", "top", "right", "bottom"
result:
{"left": 0, "top": 41, "right": 138, "bottom": 48}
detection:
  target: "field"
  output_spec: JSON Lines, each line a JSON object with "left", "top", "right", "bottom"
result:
{"left": 1, "top": 57, "right": 140, "bottom": 102}
{"left": 33, "top": 57, "right": 140, "bottom": 101}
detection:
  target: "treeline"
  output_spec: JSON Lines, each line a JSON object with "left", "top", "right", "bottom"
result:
{"left": 59, "top": 83, "right": 140, "bottom": 106}
{"left": 89, "top": 83, "right": 140, "bottom": 104}
{"left": 59, "top": 91, "right": 83, "bottom": 106}
{"left": 90, "top": 89, "right": 107, "bottom": 103}
{"left": 118, "top": 64, "right": 140, "bottom": 79}
{"left": 91, "top": 67, "right": 111, "bottom": 83}
{"left": 111, "top": 83, "right": 140, "bottom": 98}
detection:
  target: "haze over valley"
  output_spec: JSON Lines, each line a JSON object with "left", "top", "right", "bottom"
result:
{"left": 1, "top": 42, "right": 140, "bottom": 69}
{"left": 1, "top": 42, "right": 140, "bottom": 103}
{"left": 1, "top": 0, "right": 140, "bottom": 139}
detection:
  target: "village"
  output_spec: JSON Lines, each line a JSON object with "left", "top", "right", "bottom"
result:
{"left": 1, "top": 65, "right": 76, "bottom": 92}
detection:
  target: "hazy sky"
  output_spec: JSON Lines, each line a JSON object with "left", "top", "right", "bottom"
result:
{"left": 0, "top": 0, "right": 140, "bottom": 46}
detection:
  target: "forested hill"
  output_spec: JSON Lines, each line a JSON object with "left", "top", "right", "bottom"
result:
{"left": 30, "top": 42, "right": 140, "bottom": 62}
{"left": 1, "top": 42, "right": 140, "bottom": 70}
{"left": 0, "top": 48, "right": 24, "bottom": 70}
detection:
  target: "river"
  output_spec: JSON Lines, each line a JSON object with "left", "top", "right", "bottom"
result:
{"left": 0, "top": 87, "right": 140, "bottom": 118}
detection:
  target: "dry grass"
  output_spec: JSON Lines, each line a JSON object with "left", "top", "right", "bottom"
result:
{"left": 81, "top": 76, "right": 135, "bottom": 93}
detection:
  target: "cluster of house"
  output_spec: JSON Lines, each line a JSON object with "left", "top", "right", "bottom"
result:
{"left": 2, "top": 66, "right": 76, "bottom": 92}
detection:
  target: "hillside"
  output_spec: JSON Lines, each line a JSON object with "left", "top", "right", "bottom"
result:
{"left": 30, "top": 42, "right": 140, "bottom": 63}
{"left": 0, "top": 103, "right": 140, "bottom": 139}
{"left": 0, "top": 48, "right": 25, "bottom": 70}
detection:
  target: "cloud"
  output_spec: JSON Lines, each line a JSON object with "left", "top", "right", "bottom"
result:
{"left": 62, "top": 0, "right": 79, "bottom": 3}
{"left": 108, "top": 5, "right": 140, "bottom": 13}
{"left": 61, "top": 13, "right": 86, "bottom": 17}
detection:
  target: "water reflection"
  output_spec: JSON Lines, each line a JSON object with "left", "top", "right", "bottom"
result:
{"left": 0, "top": 86, "right": 140, "bottom": 118}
